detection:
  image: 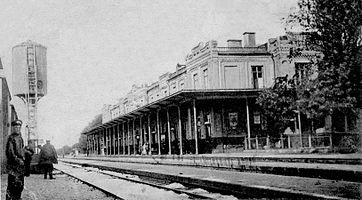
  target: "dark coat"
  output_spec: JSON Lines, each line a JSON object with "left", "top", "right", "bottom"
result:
{"left": 6, "top": 133, "right": 25, "bottom": 176}
{"left": 24, "top": 146, "right": 34, "bottom": 163}
{"left": 39, "top": 143, "right": 58, "bottom": 165}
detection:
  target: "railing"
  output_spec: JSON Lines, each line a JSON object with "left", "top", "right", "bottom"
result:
{"left": 311, "top": 135, "right": 332, "bottom": 147}
{"left": 249, "top": 136, "right": 268, "bottom": 150}
{"left": 246, "top": 134, "right": 333, "bottom": 150}
{"left": 217, "top": 46, "right": 268, "bottom": 54}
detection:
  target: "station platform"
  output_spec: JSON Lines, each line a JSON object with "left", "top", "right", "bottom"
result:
{"left": 60, "top": 157, "right": 362, "bottom": 199}
{"left": 77, "top": 152, "right": 362, "bottom": 183}
{"left": 0, "top": 171, "right": 115, "bottom": 200}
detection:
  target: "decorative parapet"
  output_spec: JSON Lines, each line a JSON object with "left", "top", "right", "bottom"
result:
{"left": 159, "top": 72, "right": 171, "bottom": 82}
{"left": 122, "top": 84, "right": 149, "bottom": 113}
{"left": 147, "top": 81, "right": 159, "bottom": 91}
{"left": 217, "top": 46, "right": 268, "bottom": 55}
{"left": 268, "top": 32, "right": 320, "bottom": 59}
{"left": 170, "top": 64, "right": 186, "bottom": 80}
{"left": 176, "top": 63, "right": 186, "bottom": 72}
{"left": 185, "top": 39, "right": 268, "bottom": 64}
{"left": 147, "top": 82, "right": 160, "bottom": 103}
{"left": 185, "top": 40, "right": 217, "bottom": 62}
{"left": 110, "top": 105, "right": 121, "bottom": 119}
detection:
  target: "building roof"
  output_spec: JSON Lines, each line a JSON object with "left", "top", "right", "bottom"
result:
{"left": 13, "top": 40, "right": 47, "bottom": 49}
{"left": 83, "top": 89, "right": 261, "bottom": 134}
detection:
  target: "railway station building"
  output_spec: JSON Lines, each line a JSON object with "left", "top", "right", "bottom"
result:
{"left": 1, "top": 58, "right": 18, "bottom": 173}
{"left": 85, "top": 32, "right": 319, "bottom": 156}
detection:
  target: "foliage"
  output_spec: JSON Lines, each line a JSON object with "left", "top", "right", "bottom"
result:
{"left": 334, "top": 135, "right": 361, "bottom": 153}
{"left": 56, "top": 145, "right": 72, "bottom": 155}
{"left": 73, "top": 134, "right": 87, "bottom": 154}
{"left": 258, "top": 0, "right": 362, "bottom": 135}
{"left": 286, "top": 0, "right": 362, "bottom": 121}
{"left": 74, "top": 114, "right": 102, "bottom": 154}
{"left": 81, "top": 114, "right": 102, "bottom": 133}
{"left": 256, "top": 76, "right": 297, "bottom": 137}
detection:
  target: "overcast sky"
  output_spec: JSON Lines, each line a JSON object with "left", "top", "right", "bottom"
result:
{"left": 0, "top": 0, "right": 298, "bottom": 149}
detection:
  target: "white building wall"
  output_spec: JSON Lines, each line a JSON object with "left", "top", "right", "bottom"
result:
{"left": 102, "top": 104, "right": 112, "bottom": 123}
{"left": 100, "top": 32, "right": 315, "bottom": 125}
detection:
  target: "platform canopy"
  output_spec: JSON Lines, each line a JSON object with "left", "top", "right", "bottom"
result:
{"left": 84, "top": 88, "right": 261, "bottom": 135}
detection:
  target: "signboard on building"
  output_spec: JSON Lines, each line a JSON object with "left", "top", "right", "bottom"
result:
{"left": 229, "top": 112, "right": 238, "bottom": 129}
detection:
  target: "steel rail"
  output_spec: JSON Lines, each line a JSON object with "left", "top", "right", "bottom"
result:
{"left": 56, "top": 162, "right": 214, "bottom": 200}
{"left": 55, "top": 165, "right": 125, "bottom": 200}
{"left": 60, "top": 159, "right": 349, "bottom": 200}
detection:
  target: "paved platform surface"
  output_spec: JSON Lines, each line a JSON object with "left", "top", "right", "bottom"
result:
{"left": 1, "top": 172, "right": 115, "bottom": 200}
{"left": 86, "top": 152, "right": 362, "bottom": 158}
{"left": 183, "top": 152, "right": 362, "bottom": 159}
{"left": 76, "top": 152, "right": 362, "bottom": 183}
{"left": 82, "top": 155, "right": 362, "bottom": 171}
{"left": 61, "top": 158, "right": 362, "bottom": 199}
{"left": 85, "top": 152, "right": 362, "bottom": 164}
{"left": 184, "top": 150, "right": 362, "bottom": 159}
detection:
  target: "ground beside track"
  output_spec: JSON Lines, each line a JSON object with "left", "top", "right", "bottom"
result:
{"left": 1, "top": 171, "right": 116, "bottom": 200}
{"left": 62, "top": 158, "right": 362, "bottom": 199}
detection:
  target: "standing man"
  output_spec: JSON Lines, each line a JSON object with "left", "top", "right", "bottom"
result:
{"left": 24, "top": 142, "right": 35, "bottom": 177}
{"left": 39, "top": 140, "right": 58, "bottom": 179}
{"left": 5, "top": 119, "right": 25, "bottom": 200}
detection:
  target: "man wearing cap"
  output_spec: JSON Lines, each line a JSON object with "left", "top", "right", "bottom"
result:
{"left": 5, "top": 119, "right": 25, "bottom": 200}
{"left": 39, "top": 140, "right": 58, "bottom": 179}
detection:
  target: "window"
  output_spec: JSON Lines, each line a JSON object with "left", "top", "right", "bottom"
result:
{"left": 193, "top": 73, "right": 199, "bottom": 89}
{"left": 224, "top": 66, "right": 239, "bottom": 88}
{"left": 203, "top": 69, "right": 208, "bottom": 89}
{"left": 252, "top": 66, "right": 263, "bottom": 89}
{"left": 294, "top": 63, "right": 309, "bottom": 84}
{"left": 179, "top": 80, "right": 185, "bottom": 89}
{"left": 170, "top": 83, "right": 176, "bottom": 94}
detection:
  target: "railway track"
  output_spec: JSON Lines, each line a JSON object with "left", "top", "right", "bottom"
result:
{"left": 55, "top": 162, "right": 235, "bottom": 200}
{"left": 59, "top": 158, "right": 356, "bottom": 199}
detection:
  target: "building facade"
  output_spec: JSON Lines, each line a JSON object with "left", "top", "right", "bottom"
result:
{"left": 357, "top": 26, "right": 362, "bottom": 134}
{"left": 1, "top": 58, "right": 18, "bottom": 174}
{"left": 85, "top": 32, "right": 322, "bottom": 156}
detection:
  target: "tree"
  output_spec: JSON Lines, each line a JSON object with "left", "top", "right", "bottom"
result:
{"left": 256, "top": 76, "right": 297, "bottom": 138}
{"left": 76, "top": 114, "right": 102, "bottom": 154}
{"left": 286, "top": 0, "right": 362, "bottom": 131}
{"left": 81, "top": 114, "right": 102, "bottom": 133}
{"left": 56, "top": 145, "right": 72, "bottom": 155}
{"left": 73, "top": 134, "right": 87, "bottom": 154}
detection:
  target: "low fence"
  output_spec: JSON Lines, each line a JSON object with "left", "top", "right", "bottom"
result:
{"left": 247, "top": 134, "right": 333, "bottom": 150}
{"left": 246, "top": 132, "right": 361, "bottom": 153}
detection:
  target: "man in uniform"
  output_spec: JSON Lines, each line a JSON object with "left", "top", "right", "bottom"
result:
{"left": 5, "top": 119, "right": 25, "bottom": 200}
{"left": 39, "top": 140, "right": 58, "bottom": 179}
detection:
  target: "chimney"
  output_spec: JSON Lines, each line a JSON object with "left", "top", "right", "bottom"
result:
{"left": 227, "top": 39, "right": 242, "bottom": 48}
{"left": 243, "top": 32, "right": 256, "bottom": 47}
